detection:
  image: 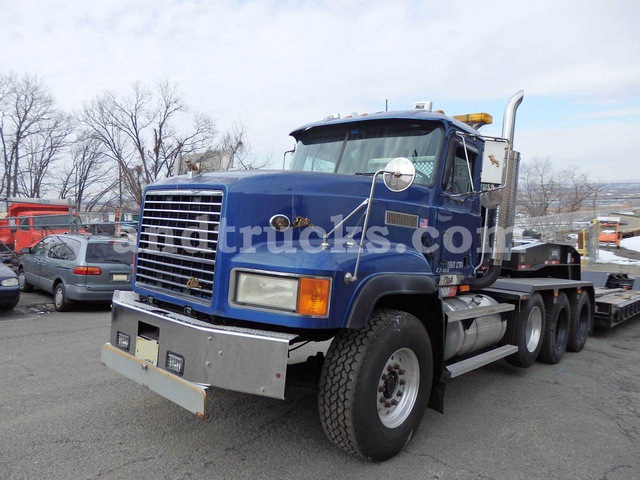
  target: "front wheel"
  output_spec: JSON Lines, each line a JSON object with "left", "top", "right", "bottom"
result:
{"left": 18, "top": 269, "right": 34, "bottom": 293}
{"left": 318, "top": 309, "right": 433, "bottom": 461}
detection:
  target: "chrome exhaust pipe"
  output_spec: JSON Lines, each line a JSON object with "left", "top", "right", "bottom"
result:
{"left": 491, "top": 90, "right": 524, "bottom": 264}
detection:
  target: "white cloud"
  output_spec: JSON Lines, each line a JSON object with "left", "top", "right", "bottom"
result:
{"left": 568, "top": 107, "right": 640, "bottom": 120}
{"left": 518, "top": 122, "right": 640, "bottom": 182}
{"left": 0, "top": 0, "right": 639, "bottom": 177}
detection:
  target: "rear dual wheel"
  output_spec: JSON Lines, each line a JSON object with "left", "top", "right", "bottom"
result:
{"left": 567, "top": 291, "right": 591, "bottom": 353}
{"left": 538, "top": 292, "right": 571, "bottom": 364}
{"left": 318, "top": 309, "right": 433, "bottom": 461}
{"left": 504, "top": 293, "right": 545, "bottom": 368}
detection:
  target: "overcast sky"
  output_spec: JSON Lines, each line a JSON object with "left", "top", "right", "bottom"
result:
{"left": 1, "top": 0, "right": 639, "bottom": 181}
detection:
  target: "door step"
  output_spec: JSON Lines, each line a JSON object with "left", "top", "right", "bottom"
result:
{"left": 445, "top": 344, "right": 518, "bottom": 379}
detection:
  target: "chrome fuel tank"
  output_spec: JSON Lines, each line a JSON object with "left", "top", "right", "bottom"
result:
{"left": 443, "top": 294, "right": 507, "bottom": 361}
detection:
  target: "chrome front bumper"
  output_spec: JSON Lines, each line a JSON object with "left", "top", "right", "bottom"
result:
{"left": 102, "top": 291, "right": 297, "bottom": 418}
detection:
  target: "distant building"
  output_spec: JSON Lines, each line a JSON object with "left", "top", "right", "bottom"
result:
{"left": 173, "top": 150, "right": 233, "bottom": 176}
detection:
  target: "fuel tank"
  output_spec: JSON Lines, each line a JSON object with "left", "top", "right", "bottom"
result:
{"left": 443, "top": 294, "right": 507, "bottom": 361}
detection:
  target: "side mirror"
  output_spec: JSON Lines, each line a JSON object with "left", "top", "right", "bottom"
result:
{"left": 20, "top": 247, "right": 31, "bottom": 255}
{"left": 383, "top": 157, "right": 416, "bottom": 193}
{"left": 479, "top": 187, "right": 504, "bottom": 209}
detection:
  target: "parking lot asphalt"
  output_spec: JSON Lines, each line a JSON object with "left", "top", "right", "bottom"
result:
{"left": 0, "top": 297, "right": 639, "bottom": 480}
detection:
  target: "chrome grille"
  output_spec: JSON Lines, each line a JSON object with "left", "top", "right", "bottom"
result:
{"left": 136, "top": 189, "right": 223, "bottom": 305}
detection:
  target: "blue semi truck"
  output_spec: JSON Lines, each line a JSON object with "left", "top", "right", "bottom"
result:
{"left": 102, "top": 91, "right": 597, "bottom": 460}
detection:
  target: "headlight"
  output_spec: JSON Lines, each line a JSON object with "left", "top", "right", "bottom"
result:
{"left": 1, "top": 277, "right": 19, "bottom": 287}
{"left": 236, "top": 272, "right": 299, "bottom": 311}
{"left": 234, "top": 271, "right": 330, "bottom": 317}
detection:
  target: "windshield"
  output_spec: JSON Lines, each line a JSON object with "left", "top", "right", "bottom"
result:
{"left": 289, "top": 121, "right": 443, "bottom": 186}
{"left": 86, "top": 243, "right": 133, "bottom": 264}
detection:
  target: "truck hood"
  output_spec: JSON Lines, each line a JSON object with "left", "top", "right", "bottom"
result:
{"left": 148, "top": 169, "right": 431, "bottom": 245}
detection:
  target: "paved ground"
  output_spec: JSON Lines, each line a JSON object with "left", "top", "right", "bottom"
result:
{"left": 0, "top": 294, "right": 639, "bottom": 480}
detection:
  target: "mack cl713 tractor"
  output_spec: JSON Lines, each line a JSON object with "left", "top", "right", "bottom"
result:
{"left": 102, "top": 91, "right": 597, "bottom": 460}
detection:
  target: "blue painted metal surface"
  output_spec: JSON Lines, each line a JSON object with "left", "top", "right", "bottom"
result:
{"left": 133, "top": 114, "right": 486, "bottom": 330}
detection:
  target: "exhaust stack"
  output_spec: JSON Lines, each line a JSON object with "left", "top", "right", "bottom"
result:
{"left": 464, "top": 90, "right": 523, "bottom": 290}
{"left": 491, "top": 90, "right": 524, "bottom": 264}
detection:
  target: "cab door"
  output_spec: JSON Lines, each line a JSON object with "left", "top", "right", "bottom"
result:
{"left": 434, "top": 138, "right": 482, "bottom": 276}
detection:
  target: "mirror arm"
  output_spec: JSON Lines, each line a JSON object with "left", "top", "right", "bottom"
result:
{"left": 282, "top": 146, "right": 295, "bottom": 170}
{"left": 345, "top": 169, "right": 386, "bottom": 284}
{"left": 321, "top": 198, "right": 369, "bottom": 248}
{"left": 445, "top": 184, "right": 507, "bottom": 199}
{"left": 323, "top": 160, "right": 415, "bottom": 285}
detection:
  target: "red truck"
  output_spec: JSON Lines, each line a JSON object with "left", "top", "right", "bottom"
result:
{"left": 0, "top": 198, "right": 81, "bottom": 252}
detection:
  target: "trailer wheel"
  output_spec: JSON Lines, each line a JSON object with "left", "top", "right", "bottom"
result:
{"left": 567, "top": 291, "right": 591, "bottom": 353}
{"left": 504, "top": 293, "right": 545, "bottom": 368}
{"left": 18, "top": 269, "right": 34, "bottom": 293}
{"left": 538, "top": 292, "right": 571, "bottom": 364}
{"left": 318, "top": 308, "right": 433, "bottom": 461}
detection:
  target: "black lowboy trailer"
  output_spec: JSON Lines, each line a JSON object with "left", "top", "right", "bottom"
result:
{"left": 481, "top": 242, "right": 640, "bottom": 338}
{"left": 582, "top": 270, "right": 640, "bottom": 328}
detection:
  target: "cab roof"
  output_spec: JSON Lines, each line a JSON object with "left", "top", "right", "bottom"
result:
{"left": 289, "top": 109, "right": 480, "bottom": 140}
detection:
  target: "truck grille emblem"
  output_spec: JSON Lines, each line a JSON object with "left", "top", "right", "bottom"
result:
{"left": 186, "top": 277, "right": 202, "bottom": 290}
{"left": 292, "top": 216, "right": 312, "bottom": 228}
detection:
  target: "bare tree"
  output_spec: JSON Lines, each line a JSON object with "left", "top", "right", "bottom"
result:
{"left": 19, "top": 111, "right": 74, "bottom": 197}
{"left": 216, "top": 121, "right": 271, "bottom": 170}
{"left": 518, "top": 157, "right": 603, "bottom": 233}
{"left": 56, "top": 134, "right": 112, "bottom": 211}
{"left": 519, "top": 158, "right": 559, "bottom": 219}
{"left": 81, "top": 80, "right": 218, "bottom": 206}
{"left": 0, "top": 73, "right": 70, "bottom": 198}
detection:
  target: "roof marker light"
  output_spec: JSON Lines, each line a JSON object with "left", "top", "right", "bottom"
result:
{"left": 453, "top": 112, "right": 493, "bottom": 129}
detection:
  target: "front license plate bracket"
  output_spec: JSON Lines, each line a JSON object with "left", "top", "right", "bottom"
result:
{"left": 135, "top": 336, "right": 159, "bottom": 366}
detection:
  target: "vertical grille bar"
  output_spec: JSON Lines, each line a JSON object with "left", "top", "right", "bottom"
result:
{"left": 135, "top": 189, "right": 223, "bottom": 305}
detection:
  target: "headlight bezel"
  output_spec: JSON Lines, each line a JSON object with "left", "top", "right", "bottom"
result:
{"left": 229, "top": 268, "right": 332, "bottom": 318}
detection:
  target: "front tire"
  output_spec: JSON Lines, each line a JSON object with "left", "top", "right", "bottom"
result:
{"left": 54, "top": 283, "right": 72, "bottom": 312}
{"left": 18, "top": 269, "right": 34, "bottom": 293}
{"left": 318, "top": 309, "right": 433, "bottom": 461}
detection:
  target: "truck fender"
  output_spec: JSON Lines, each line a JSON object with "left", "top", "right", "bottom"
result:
{"left": 344, "top": 274, "right": 437, "bottom": 329}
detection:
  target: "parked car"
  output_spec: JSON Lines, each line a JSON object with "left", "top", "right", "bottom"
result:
{"left": 18, "top": 234, "right": 133, "bottom": 311}
{"left": 0, "top": 264, "right": 20, "bottom": 310}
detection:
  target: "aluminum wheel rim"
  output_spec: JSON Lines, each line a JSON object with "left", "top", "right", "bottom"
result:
{"left": 18, "top": 273, "right": 26, "bottom": 289}
{"left": 526, "top": 306, "right": 543, "bottom": 353}
{"left": 377, "top": 347, "right": 420, "bottom": 429}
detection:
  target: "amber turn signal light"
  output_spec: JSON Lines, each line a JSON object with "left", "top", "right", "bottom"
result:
{"left": 297, "top": 277, "right": 330, "bottom": 316}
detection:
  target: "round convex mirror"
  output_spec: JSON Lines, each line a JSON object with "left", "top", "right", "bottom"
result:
{"left": 383, "top": 157, "right": 416, "bottom": 192}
